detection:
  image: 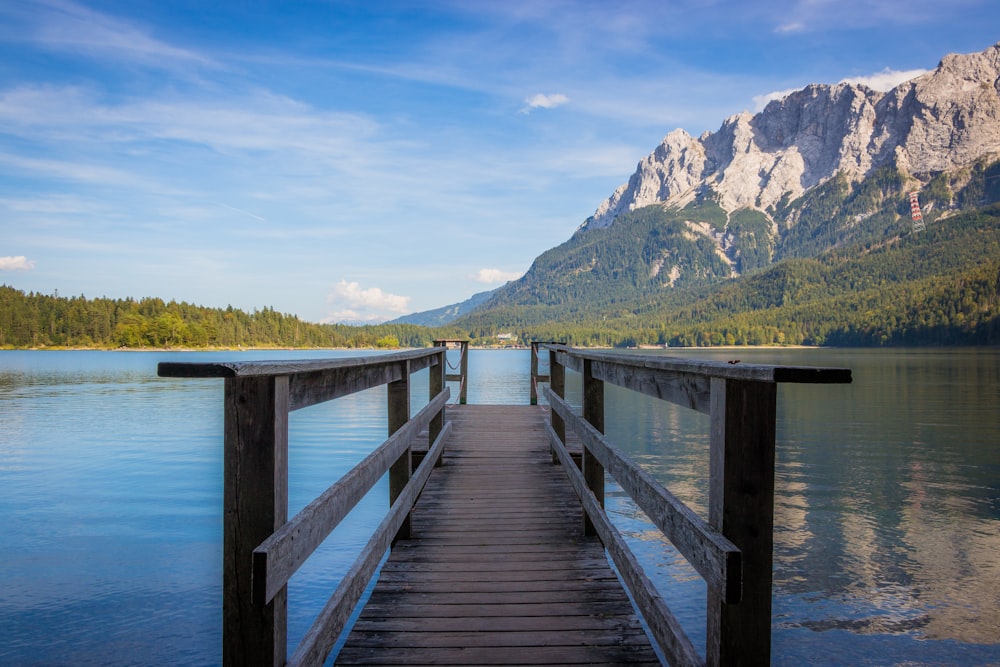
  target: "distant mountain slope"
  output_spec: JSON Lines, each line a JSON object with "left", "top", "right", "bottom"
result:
{"left": 388, "top": 289, "right": 495, "bottom": 326}
{"left": 452, "top": 203, "right": 1000, "bottom": 346}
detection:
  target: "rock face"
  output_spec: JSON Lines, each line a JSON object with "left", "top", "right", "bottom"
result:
{"left": 584, "top": 42, "right": 1000, "bottom": 230}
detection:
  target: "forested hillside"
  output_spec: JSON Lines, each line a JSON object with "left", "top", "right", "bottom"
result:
{"left": 0, "top": 289, "right": 435, "bottom": 349}
{"left": 452, "top": 204, "right": 1000, "bottom": 347}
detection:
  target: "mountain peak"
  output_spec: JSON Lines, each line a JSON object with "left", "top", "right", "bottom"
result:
{"left": 583, "top": 42, "right": 1000, "bottom": 232}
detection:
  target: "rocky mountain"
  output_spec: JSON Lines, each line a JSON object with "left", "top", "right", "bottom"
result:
{"left": 402, "top": 42, "right": 1000, "bottom": 328}
{"left": 584, "top": 41, "right": 1000, "bottom": 230}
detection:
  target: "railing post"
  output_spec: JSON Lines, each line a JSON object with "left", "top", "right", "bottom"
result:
{"left": 706, "top": 377, "right": 777, "bottom": 667}
{"left": 429, "top": 349, "right": 445, "bottom": 466}
{"left": 388, "top": 361, "right": 411, "bottom": 541}
{"left": 548, "top": 349, "right": 565, "bottom": 464}
{"left": 530, "top": 341, "right": 552, "bottom": 406}
{"left": 582, "top": 358, "right": 605, "bottom": 537}
{"left": 458, "top": 340, "right": 469, "bottom": 405}
{"left": 223, "top": 375, "right": 288, "bottom": 667}
{"left": 530, "top": 342, "right": 539, "bottom": 405}
{"left": 434, "top": 339, "right": 469, "bottom": 405}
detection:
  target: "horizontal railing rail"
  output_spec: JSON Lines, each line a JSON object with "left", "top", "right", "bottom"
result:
{"left": 158, "top": 348, "right": 450, "bottom": 667}
{"left": 545, "top": 390, "right": 742, "bottom": 598}
{"left": 537, "top": 343, "right": 851, "bottom": 667}
{"left": 253, "top": 388, "right": 451, "bottom": 607}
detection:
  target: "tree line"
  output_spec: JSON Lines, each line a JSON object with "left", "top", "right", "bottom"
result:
{"left": 0, "top": 288, "right": 438, "bottom": 350}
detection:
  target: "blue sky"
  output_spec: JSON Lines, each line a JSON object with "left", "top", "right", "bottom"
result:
{"left": 1, "top": 0, "right": 997, "bottom": 323}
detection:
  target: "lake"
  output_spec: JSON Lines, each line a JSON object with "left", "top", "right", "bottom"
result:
{"left": 1, "top": 348, "right": 998, "bottom": 666}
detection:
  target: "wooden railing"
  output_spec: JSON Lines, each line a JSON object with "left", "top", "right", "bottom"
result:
{"left": 157, "top": 349, "right": 451, "bottom": 667}
{"left": 434, "top": 338, "right": 469, "bottom": 404}
{"left": 530, "top": 340, "right": 552, "bottom": 405}
{"left": 536, "top": 344, "right": 851, "bottom": 667}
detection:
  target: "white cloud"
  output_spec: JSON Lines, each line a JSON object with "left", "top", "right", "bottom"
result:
{"left": 752, "top": 68, "right": 929, "bottom": 111}
{"left": 472, "top": 268, "right": 521, "bottom": 284}
{"left": 0, "top": 255, "right": 36, "bottom": 271}
{"left": 752, "top": 87, "right": 803, "bottom": 112}
{"left": 775, "top": 22, "right": 805, "bottom": 34}
{"left": 324, "top": 280, "right": 410, "bottom": 323}
{"left": 521, "top": 93, "right": 569, "bottom": 113}
{"left": 839, "top": 68, "right": 927, "bottom": 92}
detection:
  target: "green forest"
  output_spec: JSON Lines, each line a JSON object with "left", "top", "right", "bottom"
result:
{"left": 450, "top": 203, "right": 1000, "bottom": 347}
{"left": 0, "top": 288, "right": 439, "bottom": 350}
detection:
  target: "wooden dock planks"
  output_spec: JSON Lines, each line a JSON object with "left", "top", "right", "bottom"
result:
{"left": 336, "top": 404, "right": 660, "bottom": 666}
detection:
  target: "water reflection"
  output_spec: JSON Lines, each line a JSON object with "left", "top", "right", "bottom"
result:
{"left": 604, "top": 348, "right": 1000, "bottom": 663}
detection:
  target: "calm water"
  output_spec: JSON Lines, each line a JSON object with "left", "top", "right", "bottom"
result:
{"left": 1, "top": 348, "right": 998, "bottom": 665}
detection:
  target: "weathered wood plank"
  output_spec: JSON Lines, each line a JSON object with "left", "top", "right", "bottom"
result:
{"left": 157, "top": 348, "right": 440, "bottom": 378}
{"left": 337, "top": 405, "right": 656, "bottom": 666}
{"left": 707, "top": 377, "right": 777, "bottom": 667}
{"left": 582, "top": 358, "right": 605, "bottom": 538}
{"left": 337, "top": 645, "right": 660, "bottom": 665}
{"left": 592, "top": 359, "right": 713, "bottom": 414}
{"left": 342, "top": 628, "right": 653, "bottom": 649}
{"left": 368, "top": 578, "right": 626, "bottom": 594}
{"left": 350, "top": 615, "right": 648, "bottom": 634}
{"left": 538, "top": 343, "right": 852, "bottom": 385}
{"left": 387, "top": 363, "right": 411, "bottom": 541}
{"left": 223, "top": 375, "right": 288, "bottom": 667}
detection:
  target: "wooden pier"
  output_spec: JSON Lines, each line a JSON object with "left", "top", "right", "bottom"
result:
{"left": 159, "top": 343, "right": 850, "bottom": 667}
{"left": 337, "top": 404, "right": 659, "bottom": 665}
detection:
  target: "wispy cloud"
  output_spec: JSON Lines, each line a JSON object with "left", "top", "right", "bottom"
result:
{"left": 521, "top": 93, "right": 569, "bottom": 113}
{"left": 217, "top": 202, "right": 267, "bottom": 223}
{"left": 775, "top": 22, "right": 805, "bottom": 34}
{"left": 6, "top": 0, "right": 215, "bottom": 69}
{"left": 472, "top": 268, "right": 521, "bottom": 284}
{"left": 752, "top": 67, "right": 930, "bottom": 111}
{"left": 839, "top": 68, "right": 927, "bottom": 91}
{"left": 324, "top": 280, "right": 411, "bottom": 323}
{"left": 0, "top": 256, "right": 36, "bottom": 271}
{"left": 0, "top": 85, "right": 380, "bottom": 157}
{"left": 752, "top": 87, "right": 804, "bottom": 112}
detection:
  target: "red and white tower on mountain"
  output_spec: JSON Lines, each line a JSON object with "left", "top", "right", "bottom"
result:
{"left": 909, "top": 191, "right": 925, "bottom": 232}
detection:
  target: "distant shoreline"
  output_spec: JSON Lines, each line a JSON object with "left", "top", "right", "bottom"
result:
{"left": 3, "top": 343, "right": 830, "bottom": 353}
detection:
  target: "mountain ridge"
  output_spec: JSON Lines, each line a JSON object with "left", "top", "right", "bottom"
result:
{"left": 584, "top": 41, "right": 1000, "bottom": 230}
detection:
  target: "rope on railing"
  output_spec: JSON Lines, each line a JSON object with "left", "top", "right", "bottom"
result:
{"left": 445, "top": 345, "right": 465, "bottom": 372}
{"left": 448, "top": 375, "right": 466, "bottom": 406}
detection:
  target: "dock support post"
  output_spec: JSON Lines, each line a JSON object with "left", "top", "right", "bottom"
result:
{"left": 458, "top": 340, "right": 469, "bottom": 405}
{"left": 434, "top": 339, "right": 469, "bottom": 405}
{"left": 223, "top": 375, "right": 288, "bottom": 667}
{"left": 530, "top": 342, "right": 540, "bottom": 405}
{"left": 582, "top": 358, "right": 605, "bottom": 538}
{"left": 429, "top": 349, "right": 445, "bottom": 466}
{"left": 548, "top": 349, "right": 565, "bottom": 464}
{"left": 530, "top": 341, "right": 552, "bottom": 405}
{"left": 707, "top": 377, "right": 777, "bottom": 667}
{"left": 388, "top": 361, "right": 411, "bottom": 541}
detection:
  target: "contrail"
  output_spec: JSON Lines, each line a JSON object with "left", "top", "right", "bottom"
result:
{"left": 217, "top": 202, "right": 266, "bottom": 223}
